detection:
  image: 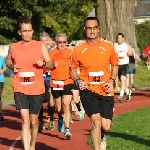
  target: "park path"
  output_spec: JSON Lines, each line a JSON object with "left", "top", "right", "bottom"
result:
{"left": 0, "top": 90, "right": 150, "bottom": 150}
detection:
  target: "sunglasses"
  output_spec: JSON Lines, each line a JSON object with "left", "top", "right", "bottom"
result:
{"left": 84, "top": 26, "right": 99, "bottom": 30}
{"left": 57, "top": 41, "right": 67, "bottom": 44}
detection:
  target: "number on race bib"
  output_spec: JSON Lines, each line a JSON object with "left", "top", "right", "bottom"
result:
{"left": 118, "top": 56, "right": 124, "bottom": 59}
{"left": 53, "top": 80, "right": 64, "bottom": 90}
{"left": 88, "top": 71, "right": 104, "bottom": 84}
{"left": 19, "top": 72, "right": 35, "bottom": 85}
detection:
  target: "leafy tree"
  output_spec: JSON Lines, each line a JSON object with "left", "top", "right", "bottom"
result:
{"left": 0, "top": 0, "right": 95, "bottom": 44}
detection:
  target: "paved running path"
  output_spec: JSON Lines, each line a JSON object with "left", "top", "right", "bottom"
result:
{"left": 0, "top": 90, "right": 150, "bottom": 150}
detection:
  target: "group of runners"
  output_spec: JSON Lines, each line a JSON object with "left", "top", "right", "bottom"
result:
{"left": 0, "top": 16, "right": 141, "bottom": 150}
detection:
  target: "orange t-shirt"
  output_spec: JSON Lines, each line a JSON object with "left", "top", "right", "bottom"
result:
{"left": 71, "top": 38, "right": 118, "bottom": 96}
{"left": 49, "top": 48, "right": 73, "bottom": 86}
{"left": 11, "top": 40, "right": 45, "bottom": 95}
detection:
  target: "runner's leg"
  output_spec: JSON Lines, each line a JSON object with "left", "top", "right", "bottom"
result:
{"left": 29, "top": 95, "right": 42, "bottom": 150}
{"left": 20, "top": 109, "right": 31, "bottom": 150}
{"left": 90, "top": 113, "right": 101, "bottom": 150}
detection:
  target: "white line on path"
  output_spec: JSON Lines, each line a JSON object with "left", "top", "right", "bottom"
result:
{"left": 9, "top": 136, "right": 21, "bottom": 150}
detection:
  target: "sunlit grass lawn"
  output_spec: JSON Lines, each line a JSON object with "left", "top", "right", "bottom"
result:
{"left": 88, "top": 107, "right": 150, "bottom": 150}
{"left": 2, "top": 77, "right": 13, "bottom": 101}
{"left": 134, "top": 62, "right": 150, "bottom": 89}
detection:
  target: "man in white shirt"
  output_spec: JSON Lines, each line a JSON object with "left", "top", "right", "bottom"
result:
{"left": 114, "top": 33, "right": 133, "bottom": 102}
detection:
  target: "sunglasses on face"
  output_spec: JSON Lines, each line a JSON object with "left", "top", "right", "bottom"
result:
{"left": 84, "top": 26, "right": 99, "bottom": 31}
{"left": 57, "top": 41, "right": 67, "bottom": 44}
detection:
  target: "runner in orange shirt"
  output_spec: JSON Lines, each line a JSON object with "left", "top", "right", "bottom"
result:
{"left": 49, "top": 33, "right": 73, "bottom": 139}
{"left": 70, "top": 17, "right": 118, "bottom": 150}
{"left": 5, "top": 17, "right": 54, "bottom": 150}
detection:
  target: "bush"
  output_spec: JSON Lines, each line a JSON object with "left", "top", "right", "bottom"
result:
{"left": 135, "top": 21, "right": 150, "bottom": 53}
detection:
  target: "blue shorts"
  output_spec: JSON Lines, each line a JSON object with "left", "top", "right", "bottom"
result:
{"left": 44, "top": 80, "right": 50, "bottom": 88}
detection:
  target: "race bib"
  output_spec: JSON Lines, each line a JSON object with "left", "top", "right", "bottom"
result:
{"left": 52, "top": 80, "right": 64, "bottom": 90}
{"left": 19, "top": 72, "right": 35, "bottom": 85}
{"left": 88, "top": 71, "right": 104, "bottom": 84}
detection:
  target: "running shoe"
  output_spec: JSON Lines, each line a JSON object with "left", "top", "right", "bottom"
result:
{"left": 70, "top": 117, "right": 74, "bottom": 124}
{"left": 48, "top": 121, "right": 55, "bottom": 130}
{"left": 38, "top": 122, "right": 45, "bottom": 131}
{"left": 126, "top": 90, "right": 132, "bottom": 101}
{"left": 118, "top": 96, "right": 122, "bottom": 103}
{"left": 64, "top": 129, "right": 72, "bottom": 140}
{"left": 58, "top": 117, "right": 64, "bottom": 132}
{"left": 78, "top": 110, "right": 84, "bottom": 120}
{"left": 100, "top": 135, "right": 106, "bottom": 150}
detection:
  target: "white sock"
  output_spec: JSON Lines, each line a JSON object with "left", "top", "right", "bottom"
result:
{"left": 120, "top": 90, "right": 124, "bottom": 97}
{"left": 125, "top": 88, "right": 129, "bottom": 95}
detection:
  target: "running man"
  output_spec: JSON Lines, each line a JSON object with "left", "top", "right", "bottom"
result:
{"left": 6, "top": 17, "right": 54, "bottom": 150}
{"left": 49, "top": 33, "right": 73, "bottom": 139}
{"left": 0, "top": 56, "right": 7, "bottom": 121}
{"left": 114, "top": 33, "right": 133, "bottom": 102}
{"left": 70, "top": 17, "right": 118, "bottom": 150}
{"left": 39, "top": 32, "right": 55, "bottom": 131}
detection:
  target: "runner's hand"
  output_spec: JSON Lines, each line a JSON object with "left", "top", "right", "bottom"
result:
{"left": 35, "top": 60, "right": 44, "bottom": 66}
{"left": 79, "top": 81, "right": 88, "bottom": 90}
{"left": 14, "top": 64, "right": 21, "bottom": 72}
{"left": 104, "top": 79, "right": 114, "bottom": 94}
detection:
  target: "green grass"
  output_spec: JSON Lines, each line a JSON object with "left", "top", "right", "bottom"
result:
{"left": 2, "top": 77, "right": 13, "bottom": 101}
{"left": 88, "top": 107, "right": 150, "bottom": 150}
{"left": 134, "top": 62, "right": 150, "bottom": 88}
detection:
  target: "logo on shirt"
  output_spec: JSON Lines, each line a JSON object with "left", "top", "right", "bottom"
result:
{"left": 82, "top": 48, "right": 88, "bottom": 53}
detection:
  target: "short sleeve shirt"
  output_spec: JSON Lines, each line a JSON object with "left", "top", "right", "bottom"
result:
{"left": 71, "top": 38, "right": 118, "bottom": 96}
{"left": 0, "top": 56, "right": 6, "bottom": 82}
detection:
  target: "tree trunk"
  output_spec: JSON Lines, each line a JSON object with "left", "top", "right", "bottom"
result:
{"left": 96, "top": 0, "right": 140, "bottom": 56}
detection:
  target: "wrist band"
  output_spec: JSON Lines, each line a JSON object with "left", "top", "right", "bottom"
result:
{"left": 110, "top": 77, "right": 115, "bottom": 82}
{"left": 75, "top": 79, "right": 82, "bottom": 86}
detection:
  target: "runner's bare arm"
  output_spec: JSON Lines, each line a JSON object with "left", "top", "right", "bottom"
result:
{"left": 69, "top": 51, "right": 79, "bottom": 81}
{"left": 127, "top": 45, "right": 133, "bottom": 56}
{"left": 5, "top": 46, "right": 14, "bottom": 70}
{"left": 110, "top": 65, "right": 118, "bottom": 80}
{"left": 42, "top": 43, "right": 54, "bottom": 69}
{"left": 69, "top": 68, "right": 79, "bottom": 81}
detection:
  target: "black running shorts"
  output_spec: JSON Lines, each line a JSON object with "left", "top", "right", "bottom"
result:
{"left": 51, "top": 84, "right": 73, "bottom": 99}
{"left": 80, "top": 90, "right": 114, "bottom": 120}
{"left": 118, "top": 64, "right": 128, "bottom": 79}
{"left": 14, "top": 92, "right": 43, "bottom": 114}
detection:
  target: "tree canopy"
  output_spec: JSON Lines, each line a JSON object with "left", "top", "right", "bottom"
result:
{"left": 0, "top": 0, "right": 95, "bottom": 44}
